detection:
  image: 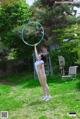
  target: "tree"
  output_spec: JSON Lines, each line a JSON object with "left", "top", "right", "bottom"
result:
{"left": 0, "top": 0, "right": 32, "bottom": 59}
{"left": 30, "top": 0, "right": 80, "bottom": 72}
{"left": 31, "top": 0, "right": 77, "bottom": 46}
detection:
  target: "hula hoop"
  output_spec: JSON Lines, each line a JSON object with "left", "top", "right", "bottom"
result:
{"left": 21, "top": 21, "right": 44, "bottom": 46}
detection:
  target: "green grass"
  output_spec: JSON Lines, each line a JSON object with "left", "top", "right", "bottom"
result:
{"left": 0, "top": 73, "right": 80, "bottom": 119}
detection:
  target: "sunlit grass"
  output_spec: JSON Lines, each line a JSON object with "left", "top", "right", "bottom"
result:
{"left": 0, "top": 73, "right": 80, "bottom": 119}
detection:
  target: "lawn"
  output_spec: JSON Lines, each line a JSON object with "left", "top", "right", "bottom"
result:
{"left": 0, "top": 72, "right": 80, "bottom": 119}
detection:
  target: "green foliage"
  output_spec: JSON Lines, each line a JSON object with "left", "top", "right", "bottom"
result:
{"left": 0, "top": 1, "right": 31, "bottom": 36}
{"left": 60, "top": 24, "right": 80, "bottom": 65}
{"left": 31, "top": 0, "right": 78, "bottom": 47}
{"left": 0, "top": 0, "right": 80, "bottom": 65}
{"left": 5, "top": 30, "right": 34, "bottom": 59}
{"left": 0, "top": 0, "right": 32, "bottom": 59}
{"left": 51, "top": 42, "right": 78, "bottom": 73}
{"left": 1, "top": 0, "right": 21, "bottom": 6}
{"left": 51, "top": 23, "right": 80, "bottom": 73}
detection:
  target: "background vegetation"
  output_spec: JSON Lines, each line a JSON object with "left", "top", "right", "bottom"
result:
{"left": 0, "top": 0, "right": 80, "bottom": 73}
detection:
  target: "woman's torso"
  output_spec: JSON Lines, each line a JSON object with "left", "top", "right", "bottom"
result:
{"left": 35, "top": 60, "right": 45, "bottom": 75}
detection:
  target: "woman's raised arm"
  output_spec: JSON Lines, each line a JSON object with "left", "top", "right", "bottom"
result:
{"left": 34, "top": 44, "right": 38, "bottom": 59}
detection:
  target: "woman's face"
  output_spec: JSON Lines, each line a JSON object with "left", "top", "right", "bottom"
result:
{"left": 37, "top": 54, "right": 41, "bottom": 60}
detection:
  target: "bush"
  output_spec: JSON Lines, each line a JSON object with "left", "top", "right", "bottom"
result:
{"left": 50, "top": 42, "right": 78, "bottom": 73}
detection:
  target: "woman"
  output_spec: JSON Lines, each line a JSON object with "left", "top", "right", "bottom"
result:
{"left": 34, "top": 44, "right": 51, "bottom": 101}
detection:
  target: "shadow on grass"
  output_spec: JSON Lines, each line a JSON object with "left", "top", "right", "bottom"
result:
{"left": 47, "top": 74, "right": 74, "bottom": 84}
{"left": 76, "top": 75, "right": 80, "bottom": 91}
{"left": 0, "top": 72, "right": 40, "bottom": 88}
{"left": 76, "top": 82, "right": 80, "bottom": 91}
{"left": 28, "top": 100, "right": 45, "bottom": 106}
{"left": 0, "top": 72, "right": 80, "bottom": 88}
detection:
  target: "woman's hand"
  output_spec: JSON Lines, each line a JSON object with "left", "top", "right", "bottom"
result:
{"left": 34, "top": 43, "right": 37, "bottom": 47}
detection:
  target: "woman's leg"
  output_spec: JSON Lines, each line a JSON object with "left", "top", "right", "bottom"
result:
{"left": 44, "top": 83, "right": 49, "bottom": 96}
{"left": 38, "top": 74, "right": 49, "bottom": 96}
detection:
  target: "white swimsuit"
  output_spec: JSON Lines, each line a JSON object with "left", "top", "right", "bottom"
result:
{"left": 34, "top": 60, "right": 44, "bottom": 74}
